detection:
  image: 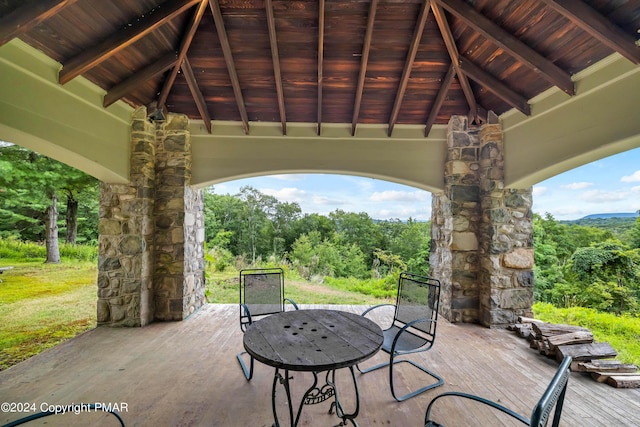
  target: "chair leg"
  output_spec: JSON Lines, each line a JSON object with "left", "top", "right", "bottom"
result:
{"left": 355, "top": 360, "right": 391, "bottom": 375}
{"left": 237, "top": 351, "right": 254, "bottom": 380}
{"left": 388, "top": 354, "right": 444, "bottom": 402}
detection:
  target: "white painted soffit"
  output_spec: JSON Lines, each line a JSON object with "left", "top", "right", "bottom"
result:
{"left": 501, "top": 53, "right": 640, "bottom": 189}
{"left": 0, "top": 39, "right": 133, "bottom": 183}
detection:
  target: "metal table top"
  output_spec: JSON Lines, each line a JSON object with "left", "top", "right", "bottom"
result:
{"left": 243, "top": 309, "right": 383, "bottom": 372}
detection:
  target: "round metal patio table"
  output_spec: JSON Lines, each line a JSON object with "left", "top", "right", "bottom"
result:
{"left": 243, "top": 309, "right": 384, "bottom": 427}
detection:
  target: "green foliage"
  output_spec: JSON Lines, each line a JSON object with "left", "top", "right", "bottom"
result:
{"left": 533, "top": 214, "right": 640, "bottom": 315}
{"left": 322, "top": 275, "right": 398, "bottom": 299}
{"left": 565, "top": 240, "right": 639, "bottom": 314}
{"left": 0, "top": 238, "right": 97, "bottom": 261}
{"left": 0, "top": 144, "right": 99, "bottom": 249}
{"left": 564, "top": 216, "right": 637, "bottom": 240}
{"left": 625, "top": 217, "right": 640, "bottom": 249}
{"left": 533, "top": 302, "right": 640, "bottom": 366}
{"left": 289, "top": 231, "right": 368, "bottom": 280}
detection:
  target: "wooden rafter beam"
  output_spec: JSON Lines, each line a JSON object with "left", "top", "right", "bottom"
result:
{"left": 0, "top": 0, "right": 78, "bottom": 48}
{"left": 59, "top": 0, "right": 199, "bottom": 85}
{"left": 158, "top": 0, "right": 208, "bottom": 112}
{"left": 317, "top": 0, "right": 325, "bottom": 136}
{"left": 351, "top": 0, "right": 378, "bottom": 136}
{"left": 430, "top": 1, "right": 478, "bottom": 121}
{"left": 425, "top": 64, "right": 455, "bottom": 137}
{"left": 388, "top": 0, "right": 429, "bottom": 137}
{"left": 265, "top": 0, "right": 286, "bottom": 135}
{"left": 208, "top": 0, "right": 249, "bottom": 134}
{"left": 435, "top": 0, "right": 574, "bottom": 95}
{"left": 103, "top": 52, "right": 178, "bottom": 108}
{"left": 182, "top": 57, "right": 212, "bottom": 133}
{"left": 540, "top": 0, "right": 640, "bottom": 65}
{"left": 459, "top": 56, "right": 531, "bottom": 115}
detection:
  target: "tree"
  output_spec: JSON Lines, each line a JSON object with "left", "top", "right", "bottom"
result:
{"left": 267, "top": 201, "right": 301, "bottom": 258}
{"left": 329, "top": 210, "right": 382, "bottom": 267}
{"left": 567, "top": 240, "right": 639, "bottom": 314}
{"left": 625, "top": 217, "right": 640, "bottom": 249}
{"left": 0, "top": 144, "right": 98, "bottom": 261}
{"left": 237, "top": 186, "right": 278, "bottom": 263}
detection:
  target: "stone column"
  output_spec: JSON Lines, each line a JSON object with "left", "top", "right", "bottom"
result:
{"left": 153, "top": 114, "right": 206, "bottom": 321}
{"left": 430, "top": 115, "right": 534, "bottom": 327}
{"left": 430, "top": 116, "right": 481, "bottom": 323}
{"left": 97, "top": 107, "right": 155, "bottom": 326}
{"left": 478, "top": 114, "right": 534, "bottom": 326}
{"left": 97, "top": 108, "right": 205, "bottom": 326}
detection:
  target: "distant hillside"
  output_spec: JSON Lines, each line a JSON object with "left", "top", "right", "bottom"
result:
{"left": 580, "top": 212, "right": 638, "bottom": 219}
{"left": 561, "top": 214, "right": 638, "bottom": 238}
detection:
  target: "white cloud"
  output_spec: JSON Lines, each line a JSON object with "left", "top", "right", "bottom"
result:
{"left": 621, "top": 171, "right": 640, "bottom": 182}
{"left": 580, "top": 189, "right": 628, "bottom": 203}
{"left": 369, "top": 190, "right": 429, "bottom": 203}
{"left": 270, "top": 174, "right": 303, "bottom": 181}
{"left": 561, "top": 182, "right": 593, "bottom": 190}
{"left": 311, "top": 194, "right": 347, "bottom": 207}
{"left": 532, "top": 186, "right": 547, "bottom": 196}
{"left": 261, "top": 187, "right": 306, "bottom": 202}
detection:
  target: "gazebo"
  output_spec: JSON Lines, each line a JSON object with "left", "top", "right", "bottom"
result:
{"left": 1, "top": 0, "right": 639, "bottom": 327}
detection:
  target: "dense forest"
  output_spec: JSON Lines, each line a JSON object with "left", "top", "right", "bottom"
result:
{"left": 2, "top": 144, "right": 639, "bottom": 315}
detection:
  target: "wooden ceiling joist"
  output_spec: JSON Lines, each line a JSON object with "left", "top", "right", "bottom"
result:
{"left": 317, "top": 0, "right": 325, "bottom": 136}
{"left": 208, "top": 0, "right": 249, "bottom": 134}
{"left": 265, "top": 0, "right": 287, "bottom": 136}
{"left": 459, "top": 56, "right": 531, "bottom": 116}
{"left": 431, "top": 1, "right": 479, "bottom": 122}
{"left": 425, "top": 64, "right": 455, "bottom": 137}
{"left": 58, "top": 0, "right": 200, "bottom": 85}
{"left": 435, "top": 0, "right": 575, "bottom": 95}
{"left": 182, "top": 57, "right": 211, "bottom": 133}
{"left": 388, "top": 0, "right": 429, "bottom": 137}
{"left": 351, "top": 0, "right": 378, "bottom": 137}
{"left": 103, "top": 52, "right": 178, "bottom": 108}
{"left": 540, "top": 0, "right": 640, "bottom": 65}
{"left": 158, "top": 0, "right": 208, "bottom": 110}
{"left": 0, "top": 0, "right": 78, "bottom": 47}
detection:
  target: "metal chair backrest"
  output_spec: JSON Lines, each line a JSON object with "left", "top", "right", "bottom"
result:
{"left": 239, "top": 268, "right": 285, "bottom": 331}
{"left": 394, "top": 272, "right": 440, "bottom": 338}
{"left": 530, "top": 356, "right": 572, "bottom": 427}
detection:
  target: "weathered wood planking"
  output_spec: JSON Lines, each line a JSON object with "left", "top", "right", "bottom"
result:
{"left": 577, "top": 360, "right": 638, "bottom": 373}
{"left": 606, "top": 375, "right": 640, "bottom": 389}
{"left": 1, "top": 304, "right": 640, "bottom": 426}
{"left": 556, "top": 342, "right": 617, "bottom": 362}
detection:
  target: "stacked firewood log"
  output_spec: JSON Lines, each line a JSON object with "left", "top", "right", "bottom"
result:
{"left": 509, "top": 317, "right": 640, "bottom": 388}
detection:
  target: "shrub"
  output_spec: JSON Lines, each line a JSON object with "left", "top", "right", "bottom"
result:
{"left": 0, "top": 238, "right": 97, "bottom": 262}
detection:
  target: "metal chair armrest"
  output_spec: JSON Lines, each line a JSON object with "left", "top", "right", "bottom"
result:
{"left": 361, "top": 303, "right": 396, "bottom": 317}
{"left": 240, "top": 303, "right": 253, "bottom": 332}
{"left": 424, "top": 391, "right": 531, "bottom": 426}
{"left": 284, "top": 298, "right": 299, "bottom": 310}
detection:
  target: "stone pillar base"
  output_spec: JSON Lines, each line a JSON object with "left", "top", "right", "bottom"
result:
{"left": 98, "top": 108, "right": 205, "bottom": 326}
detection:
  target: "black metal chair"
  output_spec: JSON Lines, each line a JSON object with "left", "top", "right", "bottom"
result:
{"left": 237, "top": 267, "right": 298, "bottom": 380}
{"left": 357, "top": 272, "right": 443, "bottom": 401}
{"left": 1, "top": 403, "right": 125, "bottom": 426}
{"left": 424, "top": 356, "right": 572, "bottom": 427}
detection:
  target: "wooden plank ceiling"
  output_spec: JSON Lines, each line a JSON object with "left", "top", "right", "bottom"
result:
{"left": 1, "top": 0, "right": 639, "bottom": 137}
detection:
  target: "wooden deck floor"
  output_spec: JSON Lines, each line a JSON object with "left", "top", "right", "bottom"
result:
{"left": 1, "top": 304, "right": 639, "bottom": 426}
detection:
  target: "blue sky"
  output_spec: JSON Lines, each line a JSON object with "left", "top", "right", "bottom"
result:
{"left": 211, "top": 147, "right": 640, "bottom": 221}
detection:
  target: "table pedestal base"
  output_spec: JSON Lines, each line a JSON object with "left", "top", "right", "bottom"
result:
{"left": 272, "top": 367, "right": 361, "bottom": 427}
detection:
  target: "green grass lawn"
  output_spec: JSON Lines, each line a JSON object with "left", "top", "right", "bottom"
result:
{"left": 0, "top": 260, "right": 97, "bottom": 370}
{"left": 205, "top": 270, "right": 389, "bottom": 305}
